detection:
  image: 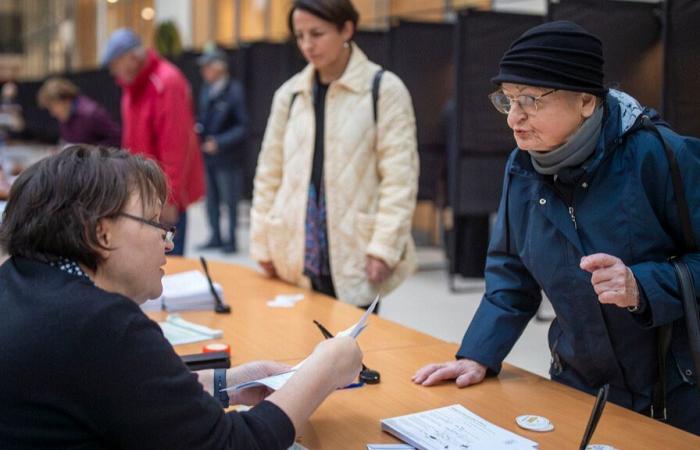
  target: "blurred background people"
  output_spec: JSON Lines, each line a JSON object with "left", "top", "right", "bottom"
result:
{"left": 250, "top": 0, "right": 419, "bottom": 308}
{"left": 37, "top": 77, "right": 121, "bottom": 147}
{"left": 196, "top": 47, "right": 249, "bottom": 253}
{"left": 0, "top": 82, "right": 25, "bottom": 136}
{"left": 102, "top": 28, "right": 204, "bottom": 256}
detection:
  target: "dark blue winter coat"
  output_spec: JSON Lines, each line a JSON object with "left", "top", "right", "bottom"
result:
{"left": 196, "top": 78, "right": 249, "bottom": 168}
{"left": 457, "top": 90, "right": 700, "bottom": 414}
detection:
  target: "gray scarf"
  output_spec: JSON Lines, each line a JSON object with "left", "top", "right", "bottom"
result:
{"left": 529, "top": 105, "right": 604, "bottom": 175}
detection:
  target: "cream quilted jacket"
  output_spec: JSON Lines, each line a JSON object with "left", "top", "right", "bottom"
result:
{"left": 250, "top": 45, "right": 419, "bottom": 306}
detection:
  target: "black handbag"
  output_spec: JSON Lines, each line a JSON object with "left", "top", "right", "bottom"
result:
{"left": 641, "top": 116, "right": 700, "bottom": 421}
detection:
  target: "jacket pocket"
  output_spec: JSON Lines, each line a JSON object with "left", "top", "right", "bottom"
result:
{"left": 264, "top": 214, "right": 290, "bottom": 279}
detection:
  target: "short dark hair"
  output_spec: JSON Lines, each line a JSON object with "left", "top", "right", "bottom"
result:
{"left": 288, "top": 0, "right": 359, "bottom": 37}
{"left": 0, "top": 145, "right": 168, "bottom": 270}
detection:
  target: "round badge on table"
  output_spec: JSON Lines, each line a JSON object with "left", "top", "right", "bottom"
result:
{"left": 515, "top": 415, "right": 554, "bottom": 432}
{"left": 203, "top": 342, "right": 230, "bottom": 355}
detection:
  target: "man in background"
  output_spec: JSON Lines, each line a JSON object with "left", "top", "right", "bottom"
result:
{"left": 196, "top": 47, "right": 249, "bottom": 253}
{"left": 102, "top": 28, "right": 204, "bottom": 255}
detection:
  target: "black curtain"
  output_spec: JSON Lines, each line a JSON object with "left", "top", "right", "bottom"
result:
{"left": 389, "top": 20, "right": 454, "bottom": 202}
{"left": 663, "top": 0, "right": 700, "bottom": 138}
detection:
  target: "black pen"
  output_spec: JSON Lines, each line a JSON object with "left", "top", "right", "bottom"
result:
{"left": 312, "top": 319, "right": 381, "bottom": 384}
{"left": 579, "top": 384, "right": 609, "bottom": 450}
{"left": 200, "top": 256, "right": 231, "bottom": 314}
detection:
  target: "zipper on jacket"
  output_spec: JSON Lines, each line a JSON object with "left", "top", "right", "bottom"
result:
{"left": 568, "top": 206, "right": 578, "bottom": 230}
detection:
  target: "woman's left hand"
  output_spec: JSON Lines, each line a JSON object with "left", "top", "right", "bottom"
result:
{"left": 580, "top": 253, "right": 640, "bottom": 309}
{"left": 366, "top": 255, "right": 393, "bottom": 284}
{"left": 228, "top": 361, "right": 291, "bottom": 406}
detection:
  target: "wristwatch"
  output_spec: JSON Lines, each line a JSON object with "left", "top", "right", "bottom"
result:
{"left": 214, "top": 368, "right": 230, "bottom": 408}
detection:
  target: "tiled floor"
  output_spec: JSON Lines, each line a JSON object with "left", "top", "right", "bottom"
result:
{"left": 184, "top": 200, "right": 554, "bottom": 378}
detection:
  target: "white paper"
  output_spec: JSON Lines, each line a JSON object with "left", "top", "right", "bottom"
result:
{"left": 367, "top": 445, "right": 416, "bottom": 450}
{"left": 222, "top": 300, "right": 377, "bottom": 392}
{"left": 158, "top": 314, "right": 223, "bottom": 346}
{"left": 381, "top": 404, "right": 538, "bottom": 450}
{"left": 266, "top": 293, "right": 305, "bottom": 308}
{"left": 141, "top": 270, "right": 226, "bottom": 312}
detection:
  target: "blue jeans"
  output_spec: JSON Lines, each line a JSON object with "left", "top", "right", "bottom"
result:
{"left": 171, "top": 212, "right": 187, "bottom": 256}
{"left": 204, "top": 165, "right": 242, "bottom": 247}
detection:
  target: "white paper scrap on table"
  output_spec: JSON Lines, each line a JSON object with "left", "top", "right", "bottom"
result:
{"left": 158, "top": 314, "right": 223, "bottom": 346}
{"left": 267, "top": 293, "right": 305, "bottom": 308}
{"left": 381, "top": 404, "right": 538, "bottom": 450}
{"left": 222, "top": 296, "right": 379, "bottom": 393}
{"left": 367, "top": 444, "right": 416, "bottom": 449}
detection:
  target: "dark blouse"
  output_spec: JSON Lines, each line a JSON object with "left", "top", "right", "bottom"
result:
{"left": 0, "top": 257, "right": 294, "bottom": 449}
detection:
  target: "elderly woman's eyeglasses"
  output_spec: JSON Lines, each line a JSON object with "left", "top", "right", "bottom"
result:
{"left": 488, "top": 89, "right": 557, "bottom": 115}
{"left": 117, "top": 212, "right": 176, "bottom": 247}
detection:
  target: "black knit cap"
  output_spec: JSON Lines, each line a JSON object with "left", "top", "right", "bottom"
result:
{"left": 492, "top": 20, "right": 607, "bottom": 97}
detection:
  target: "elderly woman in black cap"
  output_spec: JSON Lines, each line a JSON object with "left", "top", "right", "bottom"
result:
{"left": 413, "top": 21, "right": 700, "bottom": 434}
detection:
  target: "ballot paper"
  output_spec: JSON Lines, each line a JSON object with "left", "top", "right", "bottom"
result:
{"left": 367, "top": 444, "right": 416, "bottom": 449}
{"left": 158, "top": 314, "right": 223, "bottom": 345}
{"left": 224, "top": 295, "right": 379, "bottom": 392}
{"left": 141, "top": 270, "right": 226, "bottom": 312}
{"left": 381, "top": 404, "right": 538, "bottom": 450}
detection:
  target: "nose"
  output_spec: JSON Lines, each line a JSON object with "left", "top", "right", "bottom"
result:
{"left": 507, "top": 102, "right": 526, "bottom": 128}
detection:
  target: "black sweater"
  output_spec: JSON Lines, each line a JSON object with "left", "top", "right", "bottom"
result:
{"left": 0, "top": 258, "right": 295, "bottom": 449}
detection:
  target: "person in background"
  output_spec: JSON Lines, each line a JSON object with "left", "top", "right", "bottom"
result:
{"left": 0, "top": 145, "right": 363, "bottom": 449}
{"left": 195, "top": 47, "right": 249, "bottom": 253}
{"left": 250, "top": 0, "right": 419, "bottom": 309}
{"left": 37, "top": 77, "right": 121, "bottom": 147}
{"left": 0, "top": 81, "right": 25, "bottom": 135}
{"left": 413, "top": 21, "right": 700, "bottom": 435}
{"left": 102, "top": 28, "right": 204, "bottom": 255}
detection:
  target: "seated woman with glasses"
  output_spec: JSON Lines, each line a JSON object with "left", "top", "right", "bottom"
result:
{"left": 413, "top": 21, "right": 700, "bottom": 434}
{"left": 0, "top": 145, "right": 362, "bottom": 449}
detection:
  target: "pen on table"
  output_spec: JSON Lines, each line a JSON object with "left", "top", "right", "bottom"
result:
{"left": 579, "top": 384, "right": 609, "bottom": 450}
{"left": 200, "top": 256, "right": 231, "bottom": 314}
{"left": 312, "top": 319, "right": 381, "bottom": 384}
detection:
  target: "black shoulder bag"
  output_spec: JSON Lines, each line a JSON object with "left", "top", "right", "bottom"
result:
{"left": 641, "top": 116, "right": 700, "bottom": 421}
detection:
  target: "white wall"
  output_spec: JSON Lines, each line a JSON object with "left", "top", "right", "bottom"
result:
{"left": 155, "top": 0, "right": 192, "bottom": 48}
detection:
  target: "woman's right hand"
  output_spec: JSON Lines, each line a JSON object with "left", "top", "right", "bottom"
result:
{"left": 258, "top": 261, "right": 277, "bottom": 278}
{"left": 309, "top": 336, "right": 363, "bottom": 390}
{"left": 412, "top": 359, "right": 487, "bottom": 388}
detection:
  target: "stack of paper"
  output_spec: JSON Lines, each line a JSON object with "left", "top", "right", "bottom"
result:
{"left": 158, "top": 314, "right": 223, "bottom": 345}
{"left": 381, "top": 404, "right": 538, "bottom": 450}
{"left": 225, "top": 295, "right": 379, "bottom": 392}
{"left": 141, "top": 270, "right": 226, "bottom": 312}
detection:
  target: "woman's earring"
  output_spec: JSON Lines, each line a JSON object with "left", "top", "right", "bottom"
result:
{"left": 343, "top": 41, "right": 350, "bottom": 49}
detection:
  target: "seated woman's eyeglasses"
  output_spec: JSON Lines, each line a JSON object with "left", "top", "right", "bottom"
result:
{"left": 117, "top": 212, "right": 177, "bottom": 248}
{"left": 488, "top": 89, "right": 557, "bottom": 115}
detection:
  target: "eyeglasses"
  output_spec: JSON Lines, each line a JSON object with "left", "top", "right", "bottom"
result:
{"left": 117, "top": 212, "right": 176, "bottom": 248}
{"left": 488, "top": 88, "right": 557, "bottom": 115}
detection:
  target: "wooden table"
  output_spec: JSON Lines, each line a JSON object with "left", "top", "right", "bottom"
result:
{"left": 154, "top": 257, "right": 700, "bottom": 449}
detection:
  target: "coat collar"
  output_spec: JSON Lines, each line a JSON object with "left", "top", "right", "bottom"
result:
{"left": 118, "top": 49, "right": 160, "bottom": 91}
{"left": 291, "top": 43, "right": 374, "bottom": 95}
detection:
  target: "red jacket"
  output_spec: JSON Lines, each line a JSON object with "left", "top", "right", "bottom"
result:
{"left": 119, "top": 50, "right": 204, "bottom": 211}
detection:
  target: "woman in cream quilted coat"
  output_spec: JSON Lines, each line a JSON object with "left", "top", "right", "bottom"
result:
{"left": 250, "top": 0, "right": 418, "bottom": 308}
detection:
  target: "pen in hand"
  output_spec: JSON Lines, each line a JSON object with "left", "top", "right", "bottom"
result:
{"left": 312, "top": 320, "right": 380, "bottom": 384}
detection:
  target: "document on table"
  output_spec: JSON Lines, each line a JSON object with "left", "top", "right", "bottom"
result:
{"left": 141, "top": 270, "right": 226, "bottom": 312}
{"left": 158, "top": 314, "right": 223, "bottom": 345}
{"left": 381, "top": 404, "right": 538, "bottom": 450}
{"left": 223, "top": 295, "right": 379, "bottom": 392}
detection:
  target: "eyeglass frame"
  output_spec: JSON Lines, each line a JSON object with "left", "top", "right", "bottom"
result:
{"left": 116, "top": 212, "right": 177, "bottom": 248}
{"left": 488, "top": 88, "right": 558, "bottom": 115}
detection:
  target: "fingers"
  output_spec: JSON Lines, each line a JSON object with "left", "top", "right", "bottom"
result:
{"left": 421, "top": 364, "right": 466, "bottom": 386}
{"left": 580, "top": 253, "right": 620, "bottom": 272}
{"left": 412, "top": 363, "right": 445, "bottom": 384}
{"left": 455, "top": 369, "right": 485, "bottom": 388}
